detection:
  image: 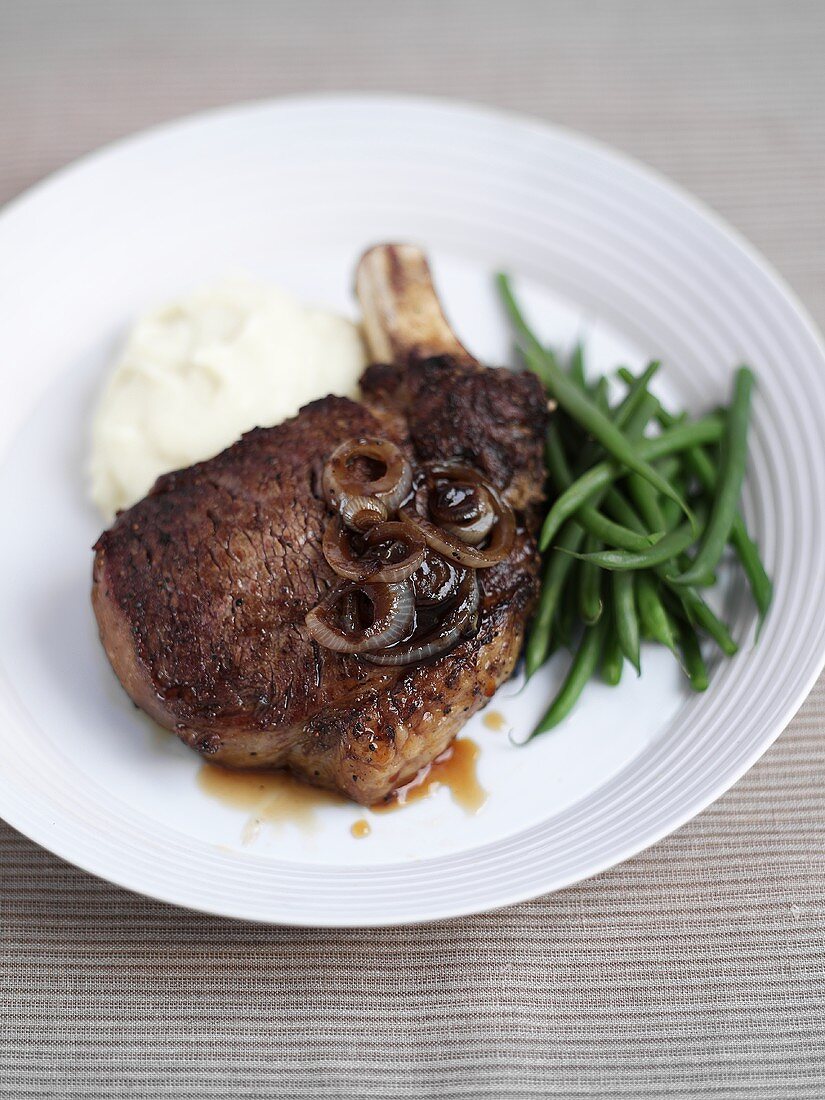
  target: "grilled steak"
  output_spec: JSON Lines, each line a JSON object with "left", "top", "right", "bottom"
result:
{"left": 92, "top": 245, "right": 548, "bottom": 804}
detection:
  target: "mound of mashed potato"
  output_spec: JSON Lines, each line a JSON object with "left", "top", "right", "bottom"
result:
{"left": 89, "top": 276, "right": 366, "bottom": 520}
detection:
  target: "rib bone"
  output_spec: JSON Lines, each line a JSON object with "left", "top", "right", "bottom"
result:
{"left": 355, "top": 243, "right": 477, "bottom": 367}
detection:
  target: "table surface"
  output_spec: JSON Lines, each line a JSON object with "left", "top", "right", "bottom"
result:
{"left": 1, "top": 2, "right": 824, "bottom": 1097}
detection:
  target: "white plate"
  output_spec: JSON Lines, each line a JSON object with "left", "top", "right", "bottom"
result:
{"left": 1, "top": 95, "right": 824, "bottom": 926}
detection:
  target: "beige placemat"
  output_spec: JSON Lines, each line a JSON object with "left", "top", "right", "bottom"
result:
{"left": 1, "top": 1, "right": 823, "bottom": 1096}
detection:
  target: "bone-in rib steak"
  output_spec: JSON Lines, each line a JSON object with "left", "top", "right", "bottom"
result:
{"left": 92, "top": 245, "right": 547, "bottom": 804}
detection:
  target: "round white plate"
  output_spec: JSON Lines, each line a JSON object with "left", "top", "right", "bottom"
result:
{"left": 1, "top": 96, "right": 824, "bottom": 926}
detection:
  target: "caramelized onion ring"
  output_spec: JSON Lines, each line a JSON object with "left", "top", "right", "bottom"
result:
{"left": 340, "top": 495, "right": 387, "bottom": 531}
{"left": 411, "top": 550, "right": 465, "bottom": 606}
{"left": 400, "top": 465, "right": 515, "bottom": 567}
{"left": 362, "top": 521, "right": 426, "bottom": 582}
{"left": 364, "top": 570, "right": 480, "bottom": 666}
{"left": 322, "top": 519, "right": 368, "bottom": 580}
{"left": 323, "top": 519, "right": 425, "bottom": 583}
{"left": 438, "top": 485, "right": 496, "bottom": 545}
{"left": 427, "top": 465, "right": 504, "bottom": 544}
{"left": 305, "top": 580, "right": 415, "bottom": 654}
{"left": 427, "top": 479, "right": 484, "bottom": 524}
{"left": 322, "top": 438, "right": 412, "bottom": 524}
{"left": 311, "top": 452, "right": 507, "bottom": 661}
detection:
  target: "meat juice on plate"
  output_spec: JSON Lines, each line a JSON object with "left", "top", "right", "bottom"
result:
{"left": 197, "top": 734, "right": 487, "bottom": 843}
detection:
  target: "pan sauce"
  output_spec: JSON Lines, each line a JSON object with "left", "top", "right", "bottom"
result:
{"left": 197, "top": 736, "right": 486, "bottom": 841}
{"left": 370, "top": 738, "right": 486, "bottom": 815}
{"left": 197, "top": 763, "right": 346, "bottom": 842}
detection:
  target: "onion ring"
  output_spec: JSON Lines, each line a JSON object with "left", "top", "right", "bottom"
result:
{"left": 399, "top": 465, "right": 515, "bottom": 567}
{"left": 364, "top": 570, "right": 480, "bottom": 666}
{"left": 411, "top": 550, "right": 466, "bottom": 606}
{"left": 362, "top": 521, "right": 426, "bottom": 582}
{"left": 339, "top": 495, "right": 387, "bottom": 531}
{"left": 305, "top": 580, "right": 415, "bottom": 654}
{"left": 322, "top": 437, "right": 412, "bottom": 523}
{"left": 323, "top": 518, "right": 425, "bottom": 583}
{"left": 428, "top": 475, "right": 497, "bottom": 545}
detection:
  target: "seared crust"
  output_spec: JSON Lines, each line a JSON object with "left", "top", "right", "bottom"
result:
{"left": 361, "top": 356, "right": 548, "bottom": 513}
{"left": 92, "top": 364, "right": 547, "bottom": 804}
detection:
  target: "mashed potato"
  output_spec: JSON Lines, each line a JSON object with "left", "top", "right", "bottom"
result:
{"left": 89, "top": 276, "right": 367, "bottom": 520}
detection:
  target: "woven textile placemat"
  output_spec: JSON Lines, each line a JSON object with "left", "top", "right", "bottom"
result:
{"left": 1, "top": 2, "right": 823, "bottom": 1096}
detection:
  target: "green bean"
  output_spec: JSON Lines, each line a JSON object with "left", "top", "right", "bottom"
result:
{"left": 618, "top": 366, "right": 772, "bottom": 624}
{"left": 569, "top": 342, "right": 586, "bottom": 390}
{"left": 600, "top": 477, "right": 682, "bottom": 559}
{"left": 653, "top": 458, "right": 683, "bottom": 528}
{"left": 524, "top": 522, "right": 582, "bottom": 677}
{"left": 602, "top": 486, "right": 649, "bottom": 534}
{"left": 695, "top": 470, "right": 771, "bottom": 623}
{"left": 660, "top": 496, "right": 682, "bottom": 531}
{"left": 577, "top": 507, "right": 664, "bottom": 552}
{"left": 574, "top": 365, "right": 660, "bottom": 476}
{"left": 497, "top": 278, "right": 766, "bottom": 733}
{"left": 664, "top": 585, "right": 738, "bottom": 657}
{"left": 660, "top": 474, "right": 686, "bottom": 529}
{"left": 677, "top": 622, "right": 709, "bottom": 692}
{"left": 613, "top": 540, "right": 728, "bottom": 651}
{"left": 619, "top": 390, "right": 660, "bottom": 444}
{"left": 496, "top": 273, "right": 554, "bottom": 358}
{"left": 544, "top": 422, "right": 573, "bottom": 491}
{"left": 673, "top": 368, "right": 754, "bottom": 586}
{"left": 612, "top": 572, "right": 640, "bottom": 674}
{"left": 566, "top": 512, "right": 704, "bottom": 572}
{"left": 604, "top": 528, "right": 734, "bottom": 652}
{"left": 497, "top": 275, "right": 690, "bottom": 554}
{"left": 556, "top": 405, "right": 586, "bottom": 455}
{"left": 498, "top": 278, "right": 576, "bottom": 456}
{"left": 613, "top": 362, "right": 661, "bottom": 430}
{"left": 539, "top": 416, "right": 723, "bottom": 550}
{"left": 600, "top": 619, "right": 624, "bottom": 685}
{"left": 578, "top": 534, "right": 604, "bottom": 625}
{"left": 593, "top": 376, "right": 611, "bottom": 415}
{"left": 509, "top": 302, "right": 656, "bottom": 537}
{"left": 557, "top": 577, "right": 578, "bottom": 649}
{"left": 515, "top": 336, "right": 692, "bottom": 522}
{"left": 729, "top": 517, "right": 772, "bottom": 634}
{"left": 495, "top": 281, "right": 656, "bottom": 434}
{"left": 655, "top": 456, "right": 681, "bottom": 482}
{"left": 636, "top": 573, "right": 678, "bottom": 653}
{"left": 588, "top": 409, "right": 664, "bottom": 539}
{"left": 530, "top": 618, "right": 608, "bottom": 737}
{"left": 576, "top": 390, "right": 661, "bottom": 539}
{"left": 573, "top": 365, "right": 654, "bottom": 472}
{"left": 627, "top": 469, "right": 667, "bottom": 534}
{"left": 546, "top": 420, "right": 662, "bottom": 552}
{"left": 680, "top": 435, "right": 725, "bottom": 492}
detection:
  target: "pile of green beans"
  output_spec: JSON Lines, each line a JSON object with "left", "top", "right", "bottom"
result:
{"left": 495, "top": 274, "right": 772, "bottom": 741}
